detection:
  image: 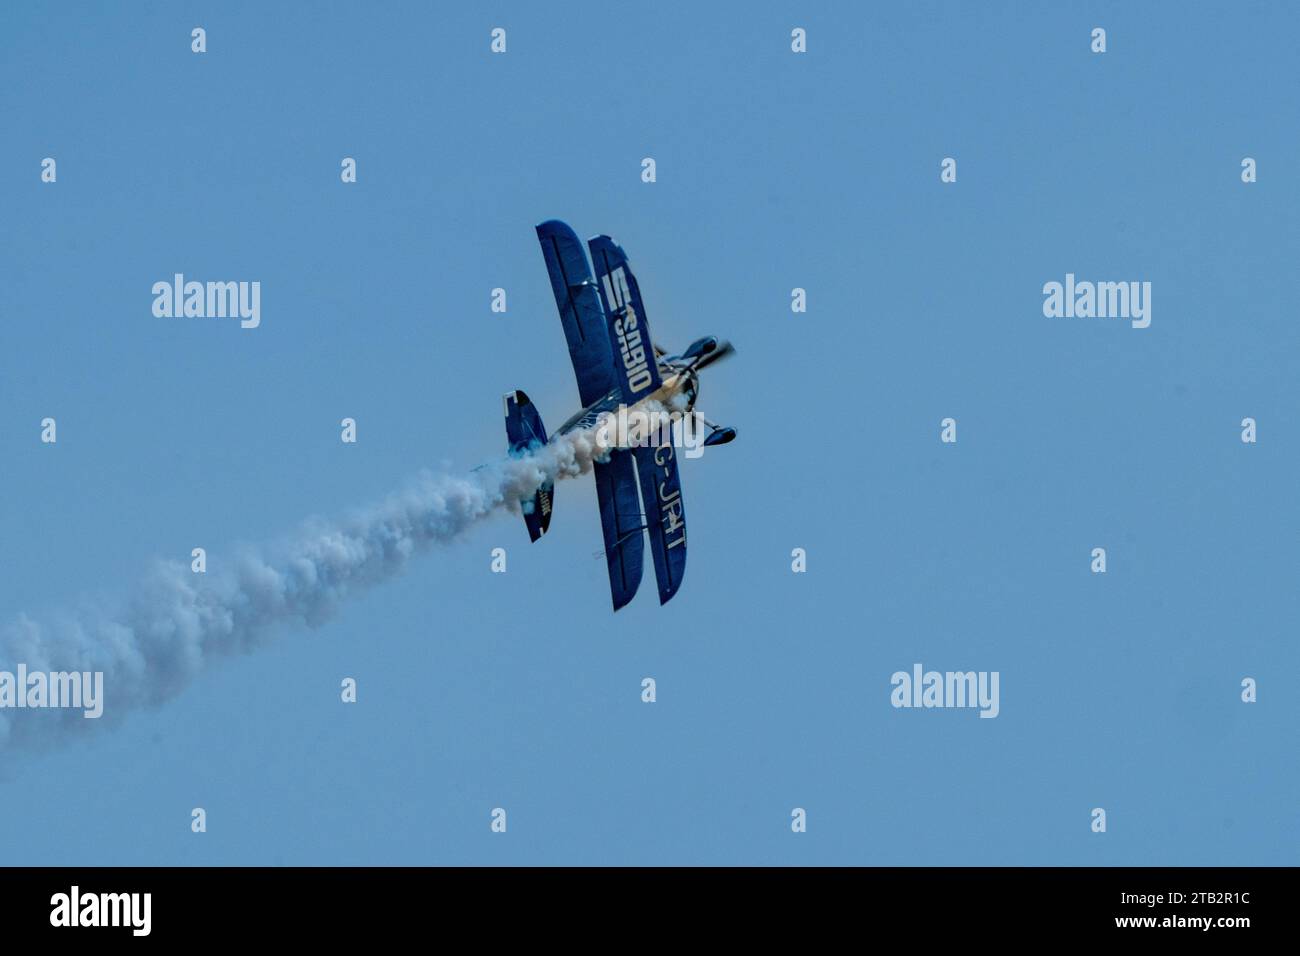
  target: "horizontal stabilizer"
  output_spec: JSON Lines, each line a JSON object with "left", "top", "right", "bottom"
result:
{"left": 504, "top": 390, "right": 553, "bottom": 542}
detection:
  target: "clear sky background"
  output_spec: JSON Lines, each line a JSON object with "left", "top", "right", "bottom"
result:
{"left": 1, "top": 1, "right": 1296, "bottom": 865}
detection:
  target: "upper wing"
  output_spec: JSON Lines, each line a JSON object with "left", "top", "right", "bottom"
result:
{"left": 588, "top": 234, "right": 663, "bottom": 403}
{"left": 536, "top": 222, "right": 645, "bottom": 609}
{"left": 536, "top": 220, "right": 617, "bottom": 407}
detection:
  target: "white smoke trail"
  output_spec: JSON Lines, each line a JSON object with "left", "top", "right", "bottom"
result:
{"left": 0, "top": 425, "right": 616, "bottom": 754}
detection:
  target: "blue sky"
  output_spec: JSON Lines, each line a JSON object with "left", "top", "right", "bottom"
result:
{"left": 1, "top": 1, "right": 1296, "bottom": 864}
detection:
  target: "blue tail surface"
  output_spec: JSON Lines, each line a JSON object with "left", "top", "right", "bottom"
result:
{"left": 504, "top": 390, "right": 553, "bottom": 542}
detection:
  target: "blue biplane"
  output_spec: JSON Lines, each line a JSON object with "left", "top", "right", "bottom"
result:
{"left": 503, "top": 220, "right": 736, "bottom": 610}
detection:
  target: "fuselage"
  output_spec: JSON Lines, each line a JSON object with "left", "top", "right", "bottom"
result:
{"left": 556, "top": 361, "right": 698, "bottom": 437}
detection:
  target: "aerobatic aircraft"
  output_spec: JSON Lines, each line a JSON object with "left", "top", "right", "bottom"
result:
{"left": 503, "top": 220, "right": 737, "bottom": 610}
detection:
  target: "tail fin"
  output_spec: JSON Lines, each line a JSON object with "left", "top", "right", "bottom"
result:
{"left": 504, "top": 390, "right": 554, "bottom": 542}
